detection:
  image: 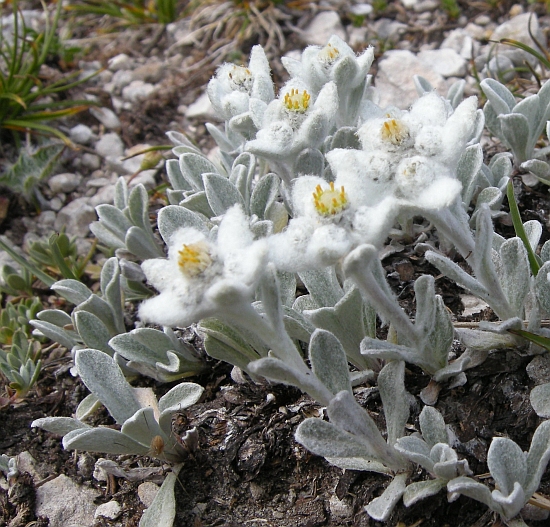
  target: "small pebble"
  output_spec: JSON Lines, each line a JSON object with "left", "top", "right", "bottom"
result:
{"left": 138, "top": 482, "right": 159, "bottom": 508}
{"left": 95, "top": 500, "right": 122, "bottom": 520}
{"left": 69, "top": 124, "right": 93, "bottom": 145}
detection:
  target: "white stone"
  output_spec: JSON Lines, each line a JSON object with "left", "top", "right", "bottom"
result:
{"left": 372, "top": 18, "right": 407, "bottom": 41}
{"left": 302, "top": 11, "right": 345, "bottom": 46}
{"left": 69, "top": 124, "right": 93, "bottom": 145}
{"left": 35, "top": 474, "right": 100, "bottom": 527}
{"left": 48, "top": 173, "right": 82, "bottom": 194}
{"left": 460, "top": 294, "right": 490, "bottom": 317}
{"left": 48, "top": 197, "right": 63, "bottom": 212}
{"left": 490, "top": 13, "right": 544, "bottom": 66}
{"left": 89, "top": 184, "right": 116, "bottom": 207}
{"left": 464, "top": 22, "right": 490, "bottom": 41}
{"left": 138, "top": 481, "right": 160, "bottom": 508}
{"left": 90, "top": 107, "right": 121, "bottom": 130}
{"left": 54, "top": 197, "right": 96, "bottom": 238}
{"left": 186, "top": 92, "right": 217, "bottom": 120}
{"left": 441, "top": 28, "right": 478, "bottom": 60}
{"left": 418, "top": 48, "right": 467, "bottom": 77}
{"left": 37, "top": 210, "right": 56, "bottom": 229}
{"left": 122, "top": 80, "right": 156, "bottom": 102}
{"left": 475, "top": 14, "right": 491, "bottom": 26}
{"left": 108, "top": 53, "right": 132, "bottom": 72}
{"left": 486, "top": 55, "right": 515, "bottom": 82}
{"left": 348, "top": 27, "right": 367, "bottom": 48}
{"left": 81, "top": 153, "right": 101, "bottom": 170}
{"left": 132, "top": 61, "right": 164, "bottom": 83}
{"left": 413, "top": 0, "right": 439, "bottom": 11}
{"left": 128, "top": 171, "right": 156, "bottom": 189}
{"left": 375, "top": 50, "right": 448, "bottom": 109}
{"left": 400, "top": 0, "right": 418, "bottom": 7}
{"left": 112, "top": 69, "right": 134, "bottom": 90}
{"left": 15, "top": 451, "right": 42, "bottom": 480}
{"left": 95, "top": 500, "right": 122, "bottom": 520}
{"left": 96, "top": 132, "right": 124, "bottom": 158}
{"left": 349, "top": 3, "right": 373, "bottom": 15}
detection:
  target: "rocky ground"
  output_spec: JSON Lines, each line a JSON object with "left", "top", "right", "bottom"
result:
{"left": 3, "top": 0, "right": 550, "bottom": 526}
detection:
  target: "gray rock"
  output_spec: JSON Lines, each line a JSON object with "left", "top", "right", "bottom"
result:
{"left": 96, "top": 133, "right": 125, "bottom": 159}
{"left": 475, "top": 14, "right": 492, "bottom": 26}
{"left": 413, "top": 0, "right": 439, "bottom": 11}
{"left": 90, "top": 107, "right": 121, "bottom": 130}
{"left": 490, "top": 13, "right": 545, "bottom": 66}
{"left": 128, "top": 171, "right": 156, "bottom": 189}
{"left": 122, "top": 80, "right": 156, "bottom": 102}
{"left": 527, "top": 354, "right": 550, "bottom": 385}
{"left": 349, "top": 3, "right": 373, "bottom": 15}
{"left": 81, "top": 153, "right": 101, "bottom": 170}
{"left": 35, "top": 474, "right": 100, "bottom": 527}
{"left": 77, "top": 454, "right": 95, "bottom": 479}
{"left": 112, "top": 69, "right": 134, "bottom": 90}
{"left": 329, "top": 494, "right": 354, "bottom": 519}
{"left": 48, "top": 173, "right": 82, "bottom": 194}
{"left": 348, "top": 27, "right": 367, "bottom": 48}
{"left": 108, "top": 53, "right": 132, "bottom": 72}
{"left": 485, "top": 55, "right": 516, "bottom": 82}
{"left": 138, "top": 481, "right": 160, "bottom": 508}
{"left": 418, "top": 48, "right": 467, "bottom": 77}
{"left": 375, "top": 50, "right": 448, "bottom": 109}
{"left": 464, "top": 22, "right": 491, "bottom": 41}
{"left": 37, "top": 210, "right": 56, "bottom": 230}
{"left": 89, "top": 184, "right": 116, "bottom": 207}
{"left": 95, "top": 500, "right": 122, "bottom": 520}
{"left": 371, "top": 18, "right": 407, "bottom": 41}
{"left": 48, "top": 197, "right": 64, "bottom": 212}
{"left": 302, "top": 11, "right": 345, "bottom": 46}
{"left": 186, "top": 92, "right": 217, "bottom": 120}
{"left": 441, "top": 28, "right": 479, "bottom": 59}
{"left": 69, "top": 124, "right": 94, "bottom": 145}
{"left": 54, "top": 197, "right": 96, "bottom": 238}
{"left": 132, "top": 61, "right": 164, "bottom": 83}
{"left": 15, "top": 451, "right": 42, "bottom": 480}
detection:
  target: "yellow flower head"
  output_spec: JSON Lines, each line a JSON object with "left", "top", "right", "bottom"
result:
{"left": 228, "top": 65, "right": 253, "bottom": 91}
{"left": 284, "top": 88, "right": 311, "bottom": 113}
{"left": 312, "top": 182, "right": 348, "bottom": 217}
{"left": 177, "top": 241, "right": 212, "bottom": 278}
{"left": 319, "top": 43, "right": 340, "bottom": 64}
{"left": 380, "top": 117, "right": 409, "bottom": 146}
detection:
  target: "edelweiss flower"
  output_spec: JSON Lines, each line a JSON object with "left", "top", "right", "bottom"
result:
{"left": 282, "top": 35, "right": 374, "bottom": 126}
{"left": 357, "top": 92, "right": 478, "bottom": 165}
{"left": 207, "top": 45, "right": 274, "bottom": 143}
{"left": 313, "top": 92, "right": 479, "bottom": 250}
{"left": 139, "top": 206, "right": 267, "bottom": 327}
{"left": 245, "top": 80, "right": 339, "bottom": 183}
{"left": 267, "top": 176, "right": 396, "bottom": 271}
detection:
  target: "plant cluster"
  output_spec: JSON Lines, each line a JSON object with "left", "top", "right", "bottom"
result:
{"left": 21, "top": 35, "right": 550, "bottom": 525}
{"left": 0, "top": 0, "right": 97, "bottom": 146}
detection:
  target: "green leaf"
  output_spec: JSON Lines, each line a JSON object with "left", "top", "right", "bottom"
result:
{"left": 507, "top": 179, "right": 541, "bottom": 276}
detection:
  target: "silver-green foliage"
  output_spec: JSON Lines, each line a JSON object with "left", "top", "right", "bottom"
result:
{"left": 481, "top": 78, "right": 550, "bottom": 165}
{"left": 90, "top": 178, "right": 163, "bottom": 260}
{"left": 32, "top": 348, "right": 203, "bottom": 463}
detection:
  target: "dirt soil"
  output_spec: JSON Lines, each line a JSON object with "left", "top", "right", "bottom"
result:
{"left": 3, "top": 1, "right": 550, "bottom": 526}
